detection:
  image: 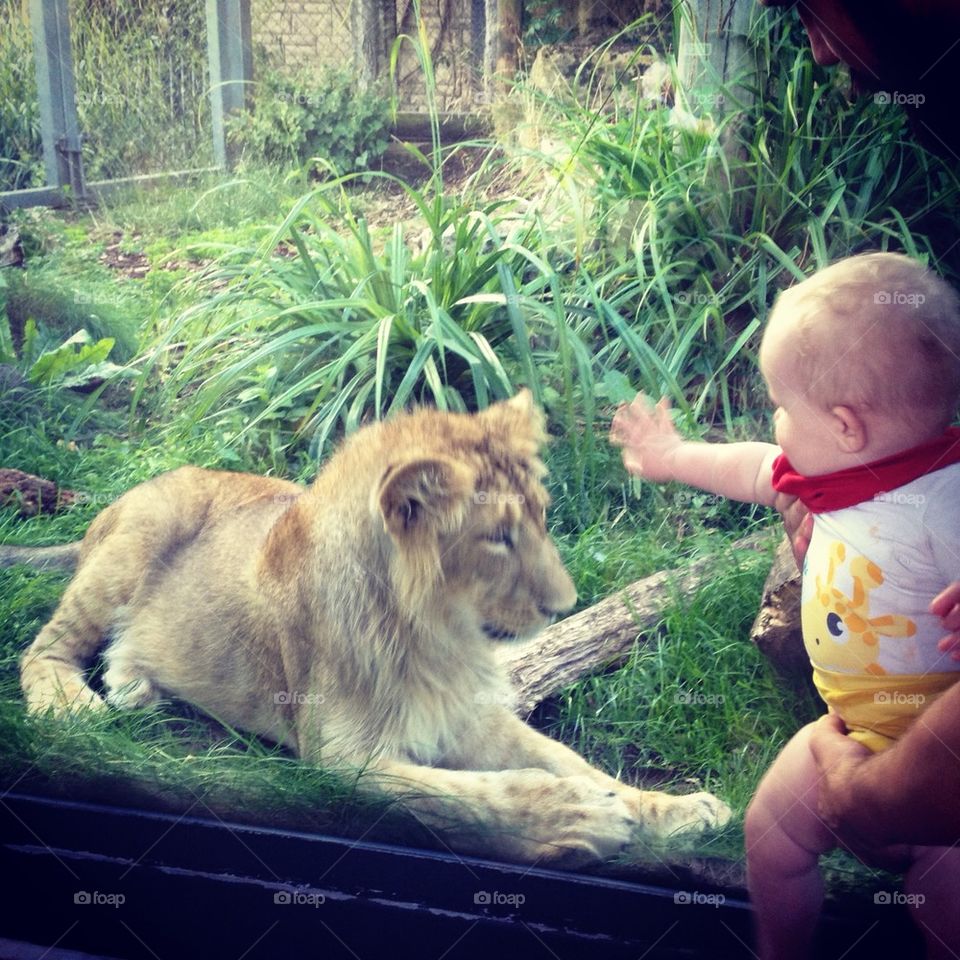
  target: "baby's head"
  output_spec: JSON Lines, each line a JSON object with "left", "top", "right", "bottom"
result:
{"left": 758, "top": 252, "right": 960, "bottom": 475}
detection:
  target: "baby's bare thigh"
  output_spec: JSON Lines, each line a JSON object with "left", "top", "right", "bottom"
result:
{"left": 752, "top": 721, "right": 836, "bottom": 855}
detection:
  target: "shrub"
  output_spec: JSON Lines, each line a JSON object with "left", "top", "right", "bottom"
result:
{"left": 227, "top": 64, "right": 391, "bottom": 176}
{"left": 533, "top": 10, "right": 960, "bottom": 427}
{"left": 141, "top": 167, "right": 591, "bottom": 460}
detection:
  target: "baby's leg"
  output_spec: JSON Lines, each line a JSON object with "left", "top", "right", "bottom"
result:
{"left": 745, "top": 722, "right": 837, "bottom": 960}
{"left": 904, "top": 844, "right": 960, "bottom": 959}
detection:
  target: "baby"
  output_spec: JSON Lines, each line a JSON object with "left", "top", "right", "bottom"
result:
{"left": 610, "top": 252, "right": 960, "bottom": 959}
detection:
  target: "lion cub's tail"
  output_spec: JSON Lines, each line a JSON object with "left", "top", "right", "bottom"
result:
{"left": 0, "top": 542, "right": 81, "bottom": 572}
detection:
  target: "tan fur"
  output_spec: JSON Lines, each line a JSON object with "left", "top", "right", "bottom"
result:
{"left": 18, "top": 392, "right": 730, "bottom": 864}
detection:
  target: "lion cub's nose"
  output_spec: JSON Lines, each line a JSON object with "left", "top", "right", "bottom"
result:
{"left": 538, "top": 602, "right": 567, "bottom": 620}
{"left": 540, "top": 574, "right": 577, "bottom": 619}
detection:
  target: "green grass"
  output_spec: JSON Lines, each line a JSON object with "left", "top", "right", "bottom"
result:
{"left": 0, "top": 482, "right": 877, "bottom": 893}
{"left": 0, "top": 389, "right": 895, "bottom": 898}
{"left": 546, "top": 533, "right": 808, "bottom": 841}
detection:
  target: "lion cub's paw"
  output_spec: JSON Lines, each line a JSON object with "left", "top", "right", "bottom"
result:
{"left": 499, "top": 770, "right": 636, "bottom": 867}
{"left": 25, "top": 681, "right": 106, "bottom": 716}
{"left": 639, "top": 790, "right": 732, "bottom": 839}
{"left": 530, "top": 775, "right": 636, "bottom": 865}
{"left": 618, "top": 787, "right": 732, "bottom": 839}
{"left": 104, "top": 674, "right": 162, "bottom": 710}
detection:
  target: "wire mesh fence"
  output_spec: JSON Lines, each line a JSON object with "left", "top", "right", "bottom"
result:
{"left": 0, "top": 0, "right": 214, "bottom": 195}
{"left": 1, "top": 0, "right": 490, "bottom": 200}
{"left": 0, "top": 1, "right": 43, "bottom": 192}
{"left": 251, "top": 0, "right": 486, "bottom": 112}
{"left": 69, "top": 0, "right": 213, "bottom": 182}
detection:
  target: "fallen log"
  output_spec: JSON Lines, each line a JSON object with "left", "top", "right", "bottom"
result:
{"left": 0, "top": 468, "right": 79, "bottom": 517}
{"left": 497, "top": 532, "right": 773, "bottom": 714}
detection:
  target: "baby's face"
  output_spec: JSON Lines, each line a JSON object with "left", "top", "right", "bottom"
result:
{"left": 759, "top": 319, "right": 852, "bottom": 476}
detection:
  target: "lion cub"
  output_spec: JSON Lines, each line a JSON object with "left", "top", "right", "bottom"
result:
{"left": 19, "top": 391, "right": 729, "bottom": 864}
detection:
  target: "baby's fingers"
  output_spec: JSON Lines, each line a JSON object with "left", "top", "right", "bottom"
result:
{"left": 609, "top": 403, "right": 639, "bottom": 445}
{"left": 610, "top": 395, "right": 654, "bottom": 441}
{"left": 653, "top": 396, "right": 679, "bottom": 433}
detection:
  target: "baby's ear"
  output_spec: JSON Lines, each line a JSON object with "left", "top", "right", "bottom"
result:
{"left": 830, "top": 405, "right": 867, "bottom": 453}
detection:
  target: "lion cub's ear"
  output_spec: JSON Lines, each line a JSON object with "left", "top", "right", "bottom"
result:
{"left": 375, "top": 457, "right": 475, "bottom": 540}
{"left": 482, "top": 389, "right": 547, "bottom": 448}
{"left": 504, "top": 388, "right": 534, "bottom": 415}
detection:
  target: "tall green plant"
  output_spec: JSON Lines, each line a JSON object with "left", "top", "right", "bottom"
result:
{"left": 539, "top": 11, "right": 960, "bottom": 429}
{"left": 226, "top": 63, "right": 391, "bottom": 176}
{"left": 142, "top": 171, "right": 594, "bottom": 461}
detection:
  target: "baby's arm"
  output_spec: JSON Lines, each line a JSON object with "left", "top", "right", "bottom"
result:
{"left": 609, "top": 395, "right": 780, "bottom": 507}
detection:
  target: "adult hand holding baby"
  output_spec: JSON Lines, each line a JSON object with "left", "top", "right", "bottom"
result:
{"left": 933, "top": 581, "right": 960, "bottom": 662}
{"left": 806, "top": 714, "right": 913, "bottom": 872}
{"left": 774, "top": 492, "right": 813, "bottom": 568}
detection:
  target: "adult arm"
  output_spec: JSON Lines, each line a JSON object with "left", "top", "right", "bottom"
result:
{"left": 808, "top": 497, "right": 960, "bottom": 857}
{"left": 809, "top": 684, "right": 960, "bottom": 857}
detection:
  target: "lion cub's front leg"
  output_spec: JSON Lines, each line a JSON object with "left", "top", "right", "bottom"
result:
{"left": 373, "top": 758, "right": 637, "bottom": 865}
{"left": 447, "top": 708, "right": 731, "bottom": 841}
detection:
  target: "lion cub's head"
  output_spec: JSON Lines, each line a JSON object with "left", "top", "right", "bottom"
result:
{"left": 373, "top": 391, "right": 576, "bottom": 642}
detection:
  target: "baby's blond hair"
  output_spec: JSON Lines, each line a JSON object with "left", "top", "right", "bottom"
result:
{"left": 765, "top": 253, "right": 960, "bottom": 430}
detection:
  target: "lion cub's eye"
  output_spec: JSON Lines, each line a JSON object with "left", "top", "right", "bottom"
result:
{"left": 484, "top": 527, "right": 514, "bottom": 549}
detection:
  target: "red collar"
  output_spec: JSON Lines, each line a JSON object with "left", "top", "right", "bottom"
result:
{"left": 771, "top": 427, "right": 960, "bottom": 513}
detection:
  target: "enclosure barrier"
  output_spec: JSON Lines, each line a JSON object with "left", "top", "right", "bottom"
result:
{"left": 0, "top": 0, "right": 249, "bottom": 211}
{"left": 0, "top": 792, "right": 923, "bottom": 959}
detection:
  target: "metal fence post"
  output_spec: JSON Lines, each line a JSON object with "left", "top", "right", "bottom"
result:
{"left": 206, "top": 0, "right": 253, "bottom": 169}
{"left": 29, "top": 0, "right": 86, "bottom": 200}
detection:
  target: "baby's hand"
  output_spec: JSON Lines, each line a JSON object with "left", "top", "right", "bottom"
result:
{"left": 609, "top": 395, "right": 683, "bottom": 483}
{"left": 932, "top": 582, "right": 960, "bottom": 661}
